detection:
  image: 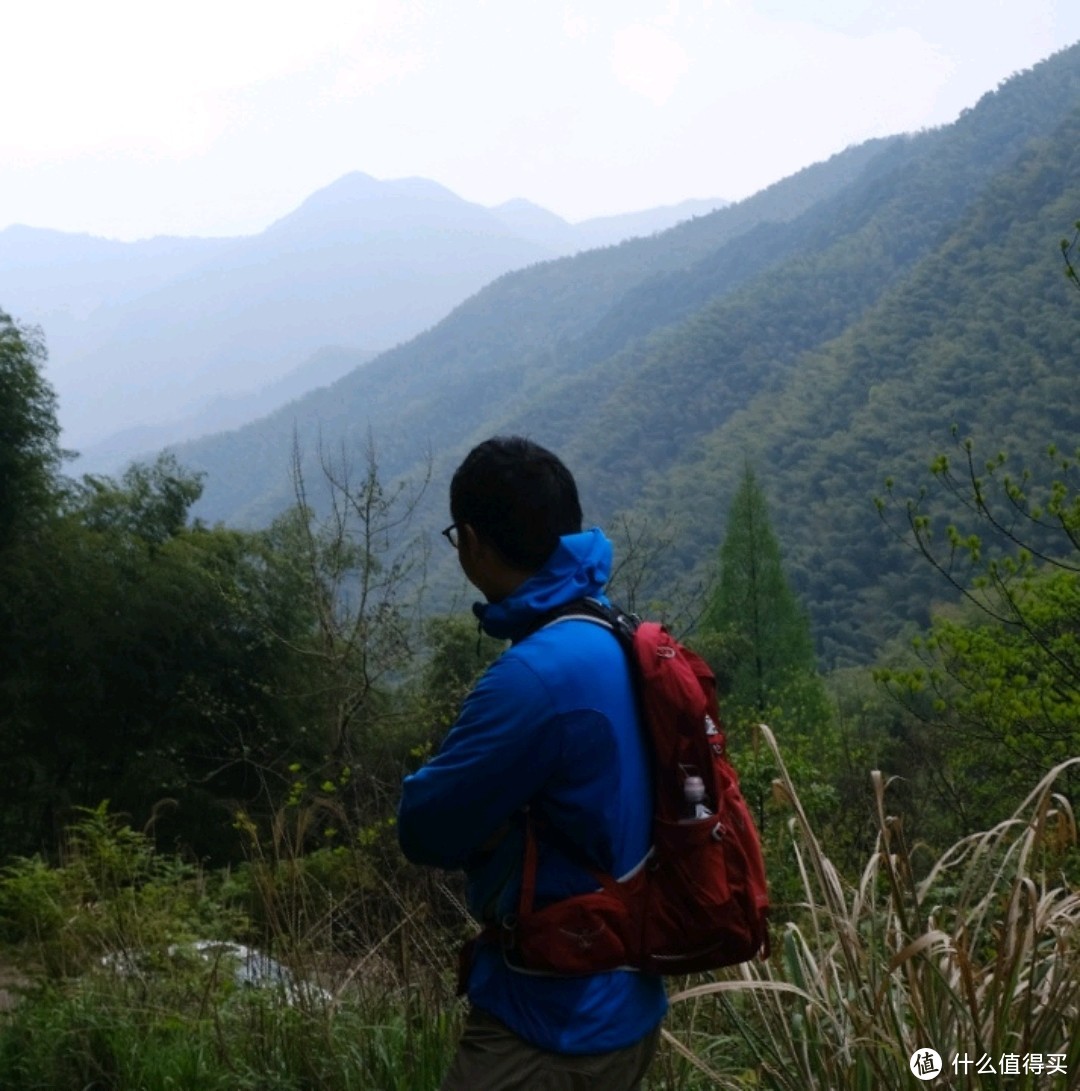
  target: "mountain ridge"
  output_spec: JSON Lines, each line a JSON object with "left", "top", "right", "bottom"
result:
{"left": 171, "top": 135, "right": 906, "bottom": 529}
{"left": 2, "top": 176, "right": 732, "bottom": 472}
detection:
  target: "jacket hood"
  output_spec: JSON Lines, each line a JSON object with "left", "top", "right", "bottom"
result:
{"left": 474, "top": 527, "right": 612, "bottom": 642}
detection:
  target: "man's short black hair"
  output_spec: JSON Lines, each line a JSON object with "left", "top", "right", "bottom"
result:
{"left": 450, "top": 436, "right": 583, "bottom": 570}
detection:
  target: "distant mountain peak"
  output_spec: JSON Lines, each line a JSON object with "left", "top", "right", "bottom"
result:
{"left": 492, "top": 197, "right": 553, "bottom": 213}
{"left": 263, "top": 171, "right": 490, "bottom": 239}
{"left": 282, "top": 171, "right": 385, "bottom": 213}
{"left": 295, "top": 171, "right": 463, "bottom": 208}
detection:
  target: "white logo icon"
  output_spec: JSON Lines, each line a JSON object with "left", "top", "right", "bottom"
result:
{"left": 910, "top": 1048, "right": 942, "bottom": 1081}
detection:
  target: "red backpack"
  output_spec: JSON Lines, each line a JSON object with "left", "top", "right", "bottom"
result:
{"left": 468, "top": 598, "right": 770, "bottom": 981}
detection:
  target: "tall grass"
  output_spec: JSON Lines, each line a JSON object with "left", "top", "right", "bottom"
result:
{"left": 0, "top": 976, "right": 460, "bottom": 1090}
{"left": 663, "top": 726, "right": 1080, "bottom": 1090}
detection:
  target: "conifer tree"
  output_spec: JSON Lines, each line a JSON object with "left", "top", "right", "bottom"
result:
{"left": 698, "top": 463, "right": 836, "bottom": 864}
{"left": 701, "top": 463, "right": 819, "bottom": 718}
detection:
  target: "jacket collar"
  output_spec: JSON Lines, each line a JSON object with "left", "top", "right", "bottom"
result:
{"left": 473, "top": 528, "right": 612, "bottom": 642}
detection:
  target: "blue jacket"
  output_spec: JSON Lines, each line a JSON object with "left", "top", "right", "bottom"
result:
{"left": 398, "top": 528, "right": 667, "bottom": 1054}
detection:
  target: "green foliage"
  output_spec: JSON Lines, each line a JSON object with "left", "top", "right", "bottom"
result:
{"left": 877, "top": 434, "right": 1080, "bottom": 615}
{"left": 881, "top": 571, "right": 1080, "bottom": 823}
{"left": 0, "top": 449, "right": 322, "bottom": 860}
{"left": 71, "top": 454, "right": 205, "bottom": 546}
{"left": 0, "top": 312, "right": 62, "bottom": 549}
{"left": 0, "top": 804, "right": 244, "bottom": 979}
{"left": 0, "top": 796, "right": 464, "bottom": 1090}
{"left": 0, "top": 412, "right": 448, "bottom": 864}
{"left": 0, "top": 317, "right": 65, "bottom": 823}
{"left": 404, "top": 613, "right": 504, "bottom": 764}
{"left": 876, "top": 434, "right": 1080, "bottom": 837}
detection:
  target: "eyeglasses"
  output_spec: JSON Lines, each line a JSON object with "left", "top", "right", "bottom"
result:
{"left": 441, "top": 522, "right": 460, "bottom": 548}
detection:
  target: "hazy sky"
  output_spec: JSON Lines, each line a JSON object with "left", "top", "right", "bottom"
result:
{"left": 4, "top": 0, "right": 1080, "bottom": 241}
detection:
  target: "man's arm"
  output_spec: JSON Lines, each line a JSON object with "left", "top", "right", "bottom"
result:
{"left": 397, "top": 653, "right": 559, "bottom": 869}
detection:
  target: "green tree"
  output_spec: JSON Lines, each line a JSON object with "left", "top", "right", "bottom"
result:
{"left": 0, "top": 313, "right": 63, "bottom": 698}
{"left": 882, "top": 572, "right": 1080, "bottom": 835}
{"left": 699, "top": 464, "right": 825, "bottom": 726}
{"left": 696, "top": 465, "right": 836, "bottom": 887}
{"left": 1, "top": 453, "right": 316, "bottom": 860}
{"left": 72, "top": 455, "right": 204, "bottom": 547}
{"left": 0, "top": 314, "right": 65, "bottom": 852}
{"left": 876, "top": 434, "right": 1080, "bottom": 837}
{"left": 0, "top": 312, "right": 62, "bottom": 550}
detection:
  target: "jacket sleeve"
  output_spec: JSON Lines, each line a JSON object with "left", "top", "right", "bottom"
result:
{"left": 397, "top": 652, "right": 560, "bottom": 869}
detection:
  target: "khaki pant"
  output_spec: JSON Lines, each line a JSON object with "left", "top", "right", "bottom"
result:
{"left": 438, "top": 1006, "right": 661, "bottom": 1091}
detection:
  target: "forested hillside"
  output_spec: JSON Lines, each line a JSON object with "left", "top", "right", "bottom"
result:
{"left": 175, "top": 44, "right": 1080, "bottom": 667}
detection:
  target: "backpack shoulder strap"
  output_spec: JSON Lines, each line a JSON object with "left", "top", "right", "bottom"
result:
{"left": 528, "top": 596, "right": 639, "bottom": 649}
{"left": 511, "top": 598, "right": 646, "bottom": 920}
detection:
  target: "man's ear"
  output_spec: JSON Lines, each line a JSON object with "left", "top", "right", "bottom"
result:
{"left": 457, "top": 522, "right": 482, "bottom": 556}
{"left": 458, "top": 522, "right": 498, "bottom": 571}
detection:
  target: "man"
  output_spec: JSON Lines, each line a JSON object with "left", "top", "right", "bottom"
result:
{"left": 398, "top": 436, "right": 666, "bottom": 1091}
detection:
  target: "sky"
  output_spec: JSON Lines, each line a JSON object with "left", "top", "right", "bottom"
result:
{"left": 4, "top": 0, "right": 1080, "bottom": 242}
